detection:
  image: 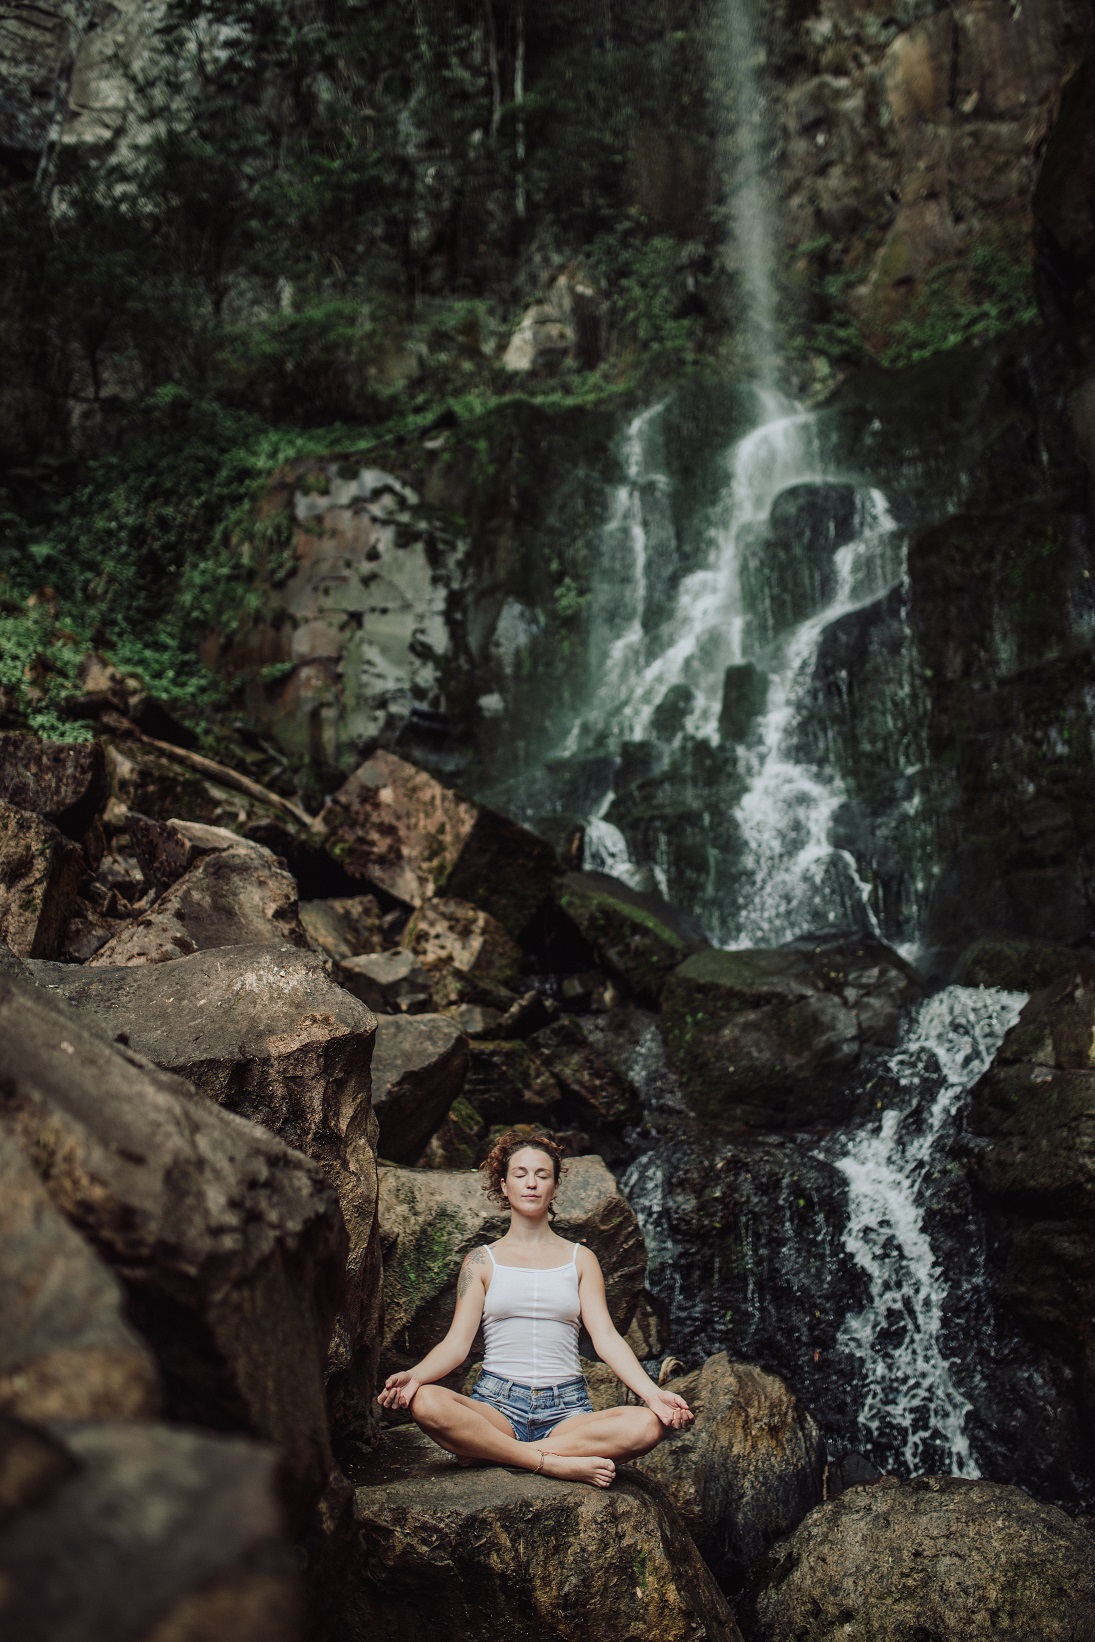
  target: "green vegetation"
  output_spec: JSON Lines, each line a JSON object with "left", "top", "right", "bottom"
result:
{"left": 881, "top": 243, "right": 1039, "bottom": 370}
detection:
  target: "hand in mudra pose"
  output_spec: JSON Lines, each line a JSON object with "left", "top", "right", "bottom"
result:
{"left": 378, "top": 1131, "right": 693, "bottom": 1488}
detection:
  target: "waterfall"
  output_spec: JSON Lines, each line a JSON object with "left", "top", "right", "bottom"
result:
{"left": 821, "top": 985, "right": 1027, "bottom": 1476}
{"left": 715, "top": 0, "right": 778, "bottom": 378}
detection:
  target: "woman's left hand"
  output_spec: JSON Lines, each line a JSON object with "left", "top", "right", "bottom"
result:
{"left": 645, "top": 1389, "right": 694, "bottom": 1430}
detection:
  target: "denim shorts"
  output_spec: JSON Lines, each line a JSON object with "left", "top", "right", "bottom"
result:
{"left": 470, "top": 1370, "right": 594, "bottom": 1442}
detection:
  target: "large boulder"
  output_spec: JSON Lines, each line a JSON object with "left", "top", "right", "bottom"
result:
{"left": 636, "top": 1353, "right": 825, "bottom": 1585}
{"left": 0, "top": 1416, "right": 300, "bottom": 1642}
{"left": 0, "top": 1125, "right": 161, "bottom": 1423}
{"left": 0, "top": 800, "right": 82, "bottom": 958}
{"left": 0, "top": 973, "right": 346, "bottom": 1523}
{"left": 371, "top": 1013, "right": 469, "bottom": 1164}
{"left": 967, "top": 970, "right": 1095, "bottom": 1484}
{"left": 299, "top": 894, "right": 386, "bottom": 961}
{"left": 660, "top": 935, "right": 922, "bottom": 1127}
{"left": 741, "top": 1476, "right": 1095, "bottom": 1641}
{"left": 378, "top": 1156, "right": 646, "bottom": 1375}
{"left": 29, "top": 943, "right": 383, "bottom": 1442}
{"left": 529, "top": 1016, "right": 636, "bottom": 1128}
{"left": 463, "top": 1037, "right": 564, "bottom": 1129}
{"left": 401, "top": 896, "right": 523, "bottom": 989}
{"left": 557, "top": 871, "right": 708, "bottom": 1005}
{"left": 0, "top": 733, "right": 107, "bottom": 839}
{"left": 316, "top": 750, "right": 559, "bottom": 936}
{"left": 348, "top": 1425, "right": 741, "bottom": 1642}
{"left": 89, "top": 827, "right": 308, "bottom": 965}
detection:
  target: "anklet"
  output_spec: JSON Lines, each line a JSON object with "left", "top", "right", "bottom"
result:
{"left": 534, "top": 1449, "right": 546, "bottom": 1475}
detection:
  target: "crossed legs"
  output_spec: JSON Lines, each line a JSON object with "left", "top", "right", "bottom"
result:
{"left": 408, "top": 1384, "right": 665, "bottom": 1489}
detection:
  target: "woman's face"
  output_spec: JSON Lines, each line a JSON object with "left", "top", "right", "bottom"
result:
{"left": 501, "top": 1147, "right": 557, "bottom": 1217}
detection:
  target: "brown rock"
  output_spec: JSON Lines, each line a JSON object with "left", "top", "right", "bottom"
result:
{"left": 741, "top": 1476, "right": 1095, "bottom": 1642}
{"left": 402, "top": 897, "right": 522, "bottom": 989}
{"left": 463, "top": 1037, "right": 565, "bottom": 1129}
{"left": 529, "top": 1016, "right": 636, "bottom": 1127}
{"left": 636, "top": 1353, "right": 825, "bottom": 1583}
{"left": 0, "top": 1125, "right": 161, "bottom": 1423}
{"left": 336, "top": 948, "right": 435, "bottom": 1014}
{"left": 371, "top": 1013, "right": 470, "bottom": 1164}
{"left": 557, "top": 871, "right": 708, "bottom": 1005}
{"left": 28, "top": 943, "right": 382, "bottom": 1443}
{"left": 0, "top": 733, "right": 107, "bottom": 838}
{"left": 88, "top": 832, "right": 307, "bottom": 966}
{"left": 349, "top": 1425, "right": 741, "bottom": 1642}
{"left": 299, "top": 894, "right": 386, "bottom": 961}
{"left": 378, "top": 1155, "right": 646, "bottom": 1377}
{"left": 0, "top": 1418, "right": 301, "bottom": 1642}
{"left": 0, "top": 800, "right": 83, "bottom": 959}
{"left": 317, "top": 750, "right": 558, "bottom": 936}
{"left": 0, "top": 973, "right": 346, "bottom": 1523}
{"left": 417, "top": 1094, "right": 488, "bottom": 1169}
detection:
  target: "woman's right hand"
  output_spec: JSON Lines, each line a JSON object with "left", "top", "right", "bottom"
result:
{"left": 376, "top": 1370, "right": 421, "bottom": 1411}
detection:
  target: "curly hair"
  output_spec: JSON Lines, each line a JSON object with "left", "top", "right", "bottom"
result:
{"left": 480, "top": 1129, "right": 567, "bottom": 1216}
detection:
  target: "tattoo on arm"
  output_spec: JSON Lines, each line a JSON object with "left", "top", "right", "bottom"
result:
{"left": 457, "top": 1247, "right": 486, "bottom": 1301}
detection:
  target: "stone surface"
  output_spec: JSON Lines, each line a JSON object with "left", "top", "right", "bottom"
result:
{"left": 951, "top": 935, "right": 1095, "bottom": 992}
{"left": 378, "top": 1155, "right": 646, "bottom": 1375}
{"left": 661, "top": 935, "right": 922, "bottom": 1128}
{"left": 557, "top": 870, "right": 708, "bottom": 1004}
{"left": 0, "top": 800, "right": 83, "bottom": 959}
{"left": 371, "top": 1012, "right": 469, "bottom": 1164}
{"left": 636, "top": 1353, "right": 825, "bottom": 1585}
{"left": 28, "top": 943, "right": 382, "bottom": 1442}
{"left": 401, "top": 896, "right": 522, "bottom": 989}
{"left": 299, "top": 894, "right": 385, "bottom": 961}
{"left": 0, "top": 973, "right": 346, "bottom": 1522}
{"left": 528, "top": 1015, "right": 636, "bottom": 1128}
{"left": 318, "top": 750, "right": 558, "bottom": 936}
{"left": 501, "top": 272, "right": 604, "bottom": 373}
{"left": 968, "top": 971, "right": 1095, "bottom": 1486}
{"left": 741, "top": 1475, "right": 1095, "bottom": 1641}
{"left": 0, "top": 733, "right": 106, "bottom": 838}
{"left": 0, "top": 1417, "right": 301, "bottom": 1642}
{"left": 89, "top": 830, "right": 308, "bottom": 965}
{"left": 348, "top": 1424, "right": 741, "bottom": 1642}
{"left": 0, "top": 0, "right": 95, "bottom": 154}
{"left": 0, "top": 1124, "right": 161, "bottom": 1423}
{"left": 336, "top": 947, "right": 435, "bottom": 1014}
{"left": 463, "top": 1036, "right": 564, "bottom": 1129}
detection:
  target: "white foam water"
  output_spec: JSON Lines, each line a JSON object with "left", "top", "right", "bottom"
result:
{"left": 825, "top": 985, "right": 1027, "bottom": 1475}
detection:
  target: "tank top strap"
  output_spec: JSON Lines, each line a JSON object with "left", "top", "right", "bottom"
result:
{"left": 570, "top": 1241, "right": 580, "bottom": 1266}
{"left": 483, "top": 1244, "right": 497, "bottom": 1267}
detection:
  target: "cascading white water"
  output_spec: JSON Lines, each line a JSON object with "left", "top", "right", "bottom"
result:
{"left": 824, "top": 985, "right": 1027, "bottom": 1474}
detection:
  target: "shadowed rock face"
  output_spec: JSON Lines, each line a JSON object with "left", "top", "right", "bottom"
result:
{"left": 0, "top": 1126, "right": 161, "bottom": 1423}
{"left": 636, "top": 1353, "right": 825, "bottom": 1589}
{"left": 741, "top": 1475, "right": 1095, "bottom": 1642}
{"left": 370, "top": 1012, "right": 469, "bottom": 1165}
{"left": 968, "top": 970, "right": 1095, "bottom": 1487}
{"left": 660, "top": 935, "right": 922, "bottom": 1127}
{"left": 0, "top": 1416, "right": 301, "bottom": 1642}
{"left": 0, "top": 801, "right": 82, "bottom": 959}
{"left": 0, "top": 973, "right": 346, "bottom": 1525}
{"left": 28, "top": 943, "right": 382, "bottom": 1445}
{"left": 0, "top": 734, "right": 106, "bottom": 838}
{"left": 557, "top": 871, "right": 709, "bottom": 1005}
{"left": 377, "top": 1156, "right": 646, "bottom": 1378}
{"left": 349, "top": 1425, "right": 742, "bottom": 1642}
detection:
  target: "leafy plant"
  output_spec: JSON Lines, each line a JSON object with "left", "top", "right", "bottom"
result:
{"left": 881, "top": 242, "right": 1038, "bottom": 369}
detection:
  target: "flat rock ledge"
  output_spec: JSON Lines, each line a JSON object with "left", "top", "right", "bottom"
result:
{"left": 345, "top": 1426, "right": 742, "bottom": 1642}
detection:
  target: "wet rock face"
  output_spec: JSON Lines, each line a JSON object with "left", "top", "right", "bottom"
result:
{"left": 0, "top": 974, "right": 346, "bottom": 1523}
{"left": 636, "top": 1353, "right": 825, "bottom": 1589}
{"left": 660, "top": 935, "right": 921, "bottom": 1127}
{"left": 740, "top": 481, "right": 855, "bottom": 647}
{"left": 0, "top": 801, "right": 83, "bottom": 959}
{"left": 377, "top": 1156, "right": 646, "bottom": 1377}
{"left": 968, "top": 972, "right": 1095, "bottom": 1485}
{"left": 0, "top": 1416, "right": 300, "bottom": 1642}
{"left": 742, "top": 1475, "right": 1095, "bottom": 1642}
{"left": 349, "top": 1426, "right": 742, "bottom": 1642}
{"left": 28, "top": 943, "right": 382, "bottom": 1444}
{"left": 0, "top": 1126, "right": 161, "bottom": 1423}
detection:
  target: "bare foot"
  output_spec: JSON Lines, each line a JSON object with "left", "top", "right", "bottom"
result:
{"left": 539, "top": 1452, "right": 615, "bottom": 1488}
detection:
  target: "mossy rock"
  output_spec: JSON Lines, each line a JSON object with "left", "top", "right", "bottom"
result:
{"left": 950, "top": 936, "right": 1095, "bottom": 993}
{"left": 556, "top": 871, "right": 707, "bottom": 1006}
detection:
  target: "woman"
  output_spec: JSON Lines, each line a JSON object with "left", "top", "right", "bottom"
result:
{"left": 377, "top": 1130, "right": 692, "bottom": 1488}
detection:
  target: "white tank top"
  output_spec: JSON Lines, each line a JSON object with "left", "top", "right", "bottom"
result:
{"left": 480, "top": 1242, "right": 582, "bottom": 1387}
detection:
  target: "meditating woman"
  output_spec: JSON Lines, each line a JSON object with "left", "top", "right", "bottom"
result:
{"left": 377, "top": 1130, "right": 692, "bottom": 1488}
